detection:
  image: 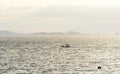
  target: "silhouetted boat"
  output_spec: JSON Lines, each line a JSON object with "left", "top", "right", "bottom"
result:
{"left": 61, "top": 44, "right": 70, "bottom": 48}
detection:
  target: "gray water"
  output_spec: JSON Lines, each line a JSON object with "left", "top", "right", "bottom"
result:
{"left": 0, "top": 35, "right": 120, "bottom": 74}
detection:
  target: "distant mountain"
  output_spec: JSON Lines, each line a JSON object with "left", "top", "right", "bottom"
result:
{"left": 0, "top": 31, "right": 15, "bottom": 35}
{"left": 0, "top": 30, "right": 80, "bottom": 35}
{"left": 32, "top": 32, "right": 47, "bottom": 35}
{"left": 66, "top": 31, "right": 79, "bottom": 35}
{"left": 48, "top": 32, "right": 63, "bottom": 35}
{"left": 32, "top": 32, "right": 64, "bottom": 35}
{"left": 32, "top": 31, "right": 80, "bottom": 35}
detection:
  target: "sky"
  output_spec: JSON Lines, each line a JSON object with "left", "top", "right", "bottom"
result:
{"left": 1, "top": 0, "right": 120, "bottom": 33}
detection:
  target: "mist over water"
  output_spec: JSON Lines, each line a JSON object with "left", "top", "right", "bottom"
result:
{"left": 1, "top": 0, "right": 120, "bottom": 73}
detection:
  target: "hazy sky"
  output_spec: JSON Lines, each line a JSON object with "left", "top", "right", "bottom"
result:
{"left": 1, "top": 0, "right": 120, "bottom": 33}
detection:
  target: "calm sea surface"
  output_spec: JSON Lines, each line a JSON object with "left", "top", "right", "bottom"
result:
{"left": 0, "top": 35, "right": 120, "bottom": 74}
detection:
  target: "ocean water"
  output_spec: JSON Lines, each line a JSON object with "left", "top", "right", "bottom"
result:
{"left": 0, "top": 35, "right": 120, "bottom": 74}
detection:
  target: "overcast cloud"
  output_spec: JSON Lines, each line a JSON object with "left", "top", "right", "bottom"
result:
{"left": 0, "top": 0, "right": 120, "bottom": 33}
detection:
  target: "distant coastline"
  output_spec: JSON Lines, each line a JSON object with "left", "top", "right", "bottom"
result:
{"left": 0, "top": 30, "right": 119, "bottom": 36}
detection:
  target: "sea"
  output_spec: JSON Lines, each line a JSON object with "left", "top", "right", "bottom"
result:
{"left": 0, "top": 35, "right": 120, "bottom": 74}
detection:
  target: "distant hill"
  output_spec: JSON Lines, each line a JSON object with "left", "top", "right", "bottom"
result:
{"left": 32, "top": 32, "right": 63, "bottom": 35}
{"left": 66, "top": 31, "right": 79, "bottom": 34}
{"left": 0, "top": 30, "right": 80, "bottom": 35}
{"left": 32, "top": 32, "right": 47, "bottom": 35}
{"left": 32, "top": 31, "right": 80, "bottom": 35}
{"left": 0, "top": 31, "right": 15, "bottom": 35}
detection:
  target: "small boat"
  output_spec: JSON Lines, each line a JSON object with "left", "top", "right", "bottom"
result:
{"left": 61, "top": 44, "right": 70, "bottom": 48}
